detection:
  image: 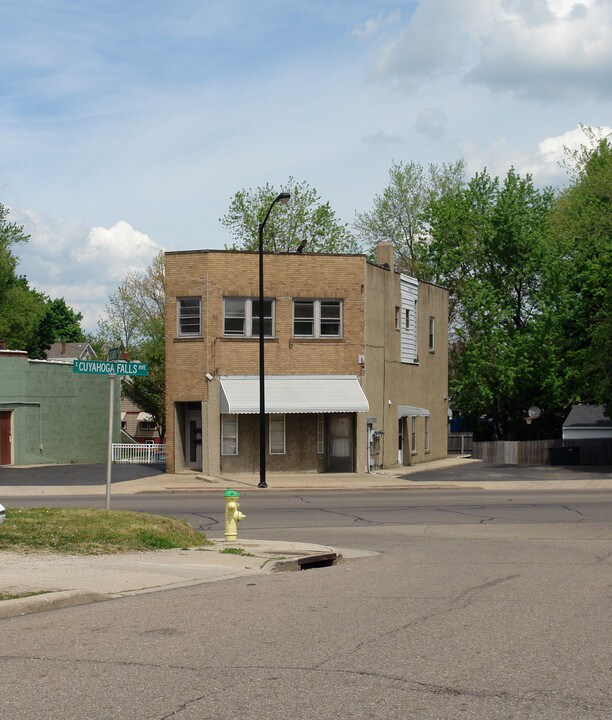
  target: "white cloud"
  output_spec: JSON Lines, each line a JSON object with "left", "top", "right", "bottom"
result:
{"left": 76, "top": 221, "right": 161, "bottom": 282}
{"left": 460, "top": 124, "right": 612, "bottom": 186}
{"left": 8, "top": 210, "right": 162, "bottom": 331}
{"left": 371, "top": 0, "right": 612, "bottom": 101}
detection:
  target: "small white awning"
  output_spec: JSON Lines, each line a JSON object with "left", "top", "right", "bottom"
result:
{"left": 398, "top": 405, "right": 430, "bottom": 418}
{"left": 220, "top": 375, "right": 369, "bottom": 414}
{"left": 137, "top": 412, "right": 154, "bottom": 422}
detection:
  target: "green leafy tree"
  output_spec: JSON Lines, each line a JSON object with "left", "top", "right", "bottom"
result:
{"left": 424, "top": 168, "right": 558, "bottom": 437}
{"left": 221, "top": 178, "right": 360, "bottom": 254}
{"left": 0, "top": 204, "right": 39, "bottom": 346}
{"left": 27, "top": 297, "right": 85, "bottom": 359}
{"left": 0, "top": 278, "right": 47, "bottom": 351}
{"left": 354, "top": 160, "right": 465, "bottom": 276}
{"left": 549, "top": 137, "right": 612, "bottom": 410}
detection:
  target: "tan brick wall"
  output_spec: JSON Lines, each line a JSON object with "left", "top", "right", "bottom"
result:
{"left": 165, "top": 250, "right": 367, "bottom": 472}
{"left": 165, "top": 249, "right": 448, "bottom": 474}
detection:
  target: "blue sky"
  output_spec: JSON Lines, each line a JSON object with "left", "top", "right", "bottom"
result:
{"left": 1, "top": 0, "right": 610, "bottom": 329}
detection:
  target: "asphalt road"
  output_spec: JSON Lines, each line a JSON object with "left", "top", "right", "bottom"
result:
{"left": 1, "top": 472, "right": 611, "bottom": 719}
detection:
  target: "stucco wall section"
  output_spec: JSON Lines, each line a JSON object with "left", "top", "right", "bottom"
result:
{"left": 0, "top": 356, "right": 120, "bottom": 465}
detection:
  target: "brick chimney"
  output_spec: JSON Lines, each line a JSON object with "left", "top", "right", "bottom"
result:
{"left": 61, "top": 341, "right": 67, "bottom": 355}
{"left": 375, "top": 241, "right": 394, "bottom": 269}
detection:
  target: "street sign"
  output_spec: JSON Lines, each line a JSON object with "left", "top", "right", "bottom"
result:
{"left": 72, "top": 360, "right": 149, "bottom": 377}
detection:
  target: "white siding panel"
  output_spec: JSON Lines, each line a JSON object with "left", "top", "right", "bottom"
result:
{"left": 400, "top": 274, "right": 418, "bottom": 363}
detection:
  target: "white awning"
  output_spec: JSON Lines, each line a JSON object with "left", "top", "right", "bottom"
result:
{"left": 220, "top": 375, "right": 369, "bottom": 414}
{"left": 398, "top": 405, "right": 430, "bottom": 418}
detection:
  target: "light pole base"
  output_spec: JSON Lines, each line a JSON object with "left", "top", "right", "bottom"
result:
{"left": 258, "top": 481, "right": 268, "bottom": 489}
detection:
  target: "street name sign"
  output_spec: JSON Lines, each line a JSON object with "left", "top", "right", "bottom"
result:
{"left": 72, "top": 360, "right": 149, "bottom": 377}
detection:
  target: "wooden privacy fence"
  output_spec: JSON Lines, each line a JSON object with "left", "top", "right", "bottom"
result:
{"left": 472, "top": 438, "right": 612, "bottom": 465}
{"left": 447, "top": 433, "right": 474, "bottom": 455}
{"left": 112, "top": 443, "right": 166, "bottom": 465}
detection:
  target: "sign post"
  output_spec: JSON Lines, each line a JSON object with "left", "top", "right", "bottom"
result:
{"left": 106, "top": 372, "right": 116, "bottom": 510}
{"left": 73, "top": 360, "right": 149, "bottom": 509}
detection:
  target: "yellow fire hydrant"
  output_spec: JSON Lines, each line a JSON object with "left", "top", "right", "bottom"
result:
{"left": 224, "top": 489, "right": 246, "bottom": 542}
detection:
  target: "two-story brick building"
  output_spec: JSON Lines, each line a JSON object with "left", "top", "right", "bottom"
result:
{"left": 164, "top": 242, "right": 448, "bottom": 475}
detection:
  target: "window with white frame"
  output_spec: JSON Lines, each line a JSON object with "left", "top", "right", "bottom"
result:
{"left": 293, "top": 299, "right": 342, "bottom": 338}
{"left": 317, "top": 414, "right": 325, "bottom": 454}
{"left": 395, "top": 306, "right": 400, "bottom": 330}
{"left": 411, "top": 416, "right": 417, "bottom": 454}
{"left": 428, "top": 316, "right": 435, "bottom": 352}
{"left": 424, "top": 416, "right": 430, "bottom": 452}
{"left": 177, "top": 297, "right": 201, "bottom": 337}
{"left": 221, "top": 414, "right": 238, "bottom": 455}
{"left": 139, "top": 421, "right": 156, "bottom": 431}
{"left": 405, "top": 308, "right": 410, "bottom": 331}
{"left": 269, "top": 414, "right": 286, "bottom": 454}
{"left": 223, "top": 298, "right": 274, "bottom": 337}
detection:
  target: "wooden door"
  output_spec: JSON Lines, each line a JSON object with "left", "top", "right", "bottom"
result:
{"left": 0, "top": 411, "right": 12, "bottom": 465}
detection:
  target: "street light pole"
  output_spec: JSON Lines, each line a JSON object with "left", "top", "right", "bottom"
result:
{"left": 258, "top": 192, "right": 290, "bottom": 489}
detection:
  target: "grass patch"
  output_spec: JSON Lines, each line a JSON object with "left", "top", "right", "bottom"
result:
{"left": 0, "top": 590, "right": 52, "bottom": 601}
{"left": 0, "top": 507, "right": 210, "bottom": 555}
{"left": 219, "top": 547, "right": 255, "bottom": 557}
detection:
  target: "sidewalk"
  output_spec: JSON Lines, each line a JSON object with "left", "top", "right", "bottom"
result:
{"left": 0, "top": 539, "right": 375, "bottom": 619}
{"left": 1, "top": 456, "right": 611, "bottom": 496}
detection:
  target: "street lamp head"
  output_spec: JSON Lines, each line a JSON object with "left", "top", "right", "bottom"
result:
{"left": 275, "top": 192, "right": 290, "bottom": 205}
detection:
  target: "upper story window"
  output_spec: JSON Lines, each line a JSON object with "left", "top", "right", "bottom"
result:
{"left": 293, "top": 299, "right": 342, "bottom": 338}
{"left": 428, "top": 316, "right": 435, "bottom": 352}
{"left": 178, "top": 297, "right": 201, "bottom": 337}
{"left": 223, "top": 298, "right": 274, "bottom": 338}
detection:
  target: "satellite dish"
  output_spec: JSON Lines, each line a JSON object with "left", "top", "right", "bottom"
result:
{"left": 527, "top": 406, "right": 541, "bottom": 419}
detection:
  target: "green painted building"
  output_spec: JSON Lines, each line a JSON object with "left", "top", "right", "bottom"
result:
{"left": 0, "top": 351, "right": 120, "bottom": 465}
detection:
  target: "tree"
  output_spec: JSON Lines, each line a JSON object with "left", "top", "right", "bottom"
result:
{"left": 354, "top": 160, "right": 465, "bottom": 275}
{"left": 424, "top": 168, "right": 558, "bottom": 437}
{"left": 27, "top": 298, "right": 85, "bottom": 359}
{"left": 221, "top": 178, "right": 360, "bottom": 254}
{"left": 0, "top": 278, "right": 47, "bottom": 351}
{"left": 0, "top": 202, "right": 29, "bottom": 286}
{"left": 549, "top": 137, "right": 612, "bottom": 410}
{"left": 0, "top": 203, "right": 36, "bottom": 344}
{"left": 96, "top": 251, "right": 166, "bottom": 439}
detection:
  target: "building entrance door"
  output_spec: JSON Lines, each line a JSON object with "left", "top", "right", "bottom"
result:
{"left": 327, "top": 414, "right": 354, "bottom": 472}
{"left": 398, "top": 418, "right": 404, "bottom": 465}
{"left": 184, "top": 407, "right": 202, "bottom": 470}
{"left": 0, "top": 411, "right": 13, "bottom": 465}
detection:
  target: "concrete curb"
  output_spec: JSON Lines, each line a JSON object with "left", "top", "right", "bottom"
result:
{"left": 0, "top": 589, "right": 110, "bottom": 619}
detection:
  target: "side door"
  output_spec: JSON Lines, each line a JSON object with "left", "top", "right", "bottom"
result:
{"left": 0, "top": 411, "right": 13, "bottom": 465}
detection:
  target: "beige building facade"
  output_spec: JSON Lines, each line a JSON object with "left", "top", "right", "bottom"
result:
{"left": 165, "top": 244, "right": 448, "bottom": 475}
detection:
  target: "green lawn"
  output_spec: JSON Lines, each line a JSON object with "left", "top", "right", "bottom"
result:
{"left": 0, "top": 507, "right": 210, "bottom": 555}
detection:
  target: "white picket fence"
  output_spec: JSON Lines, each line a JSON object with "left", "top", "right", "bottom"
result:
{"left": 112, "top": 443, "right": 166, "bottom": 464}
